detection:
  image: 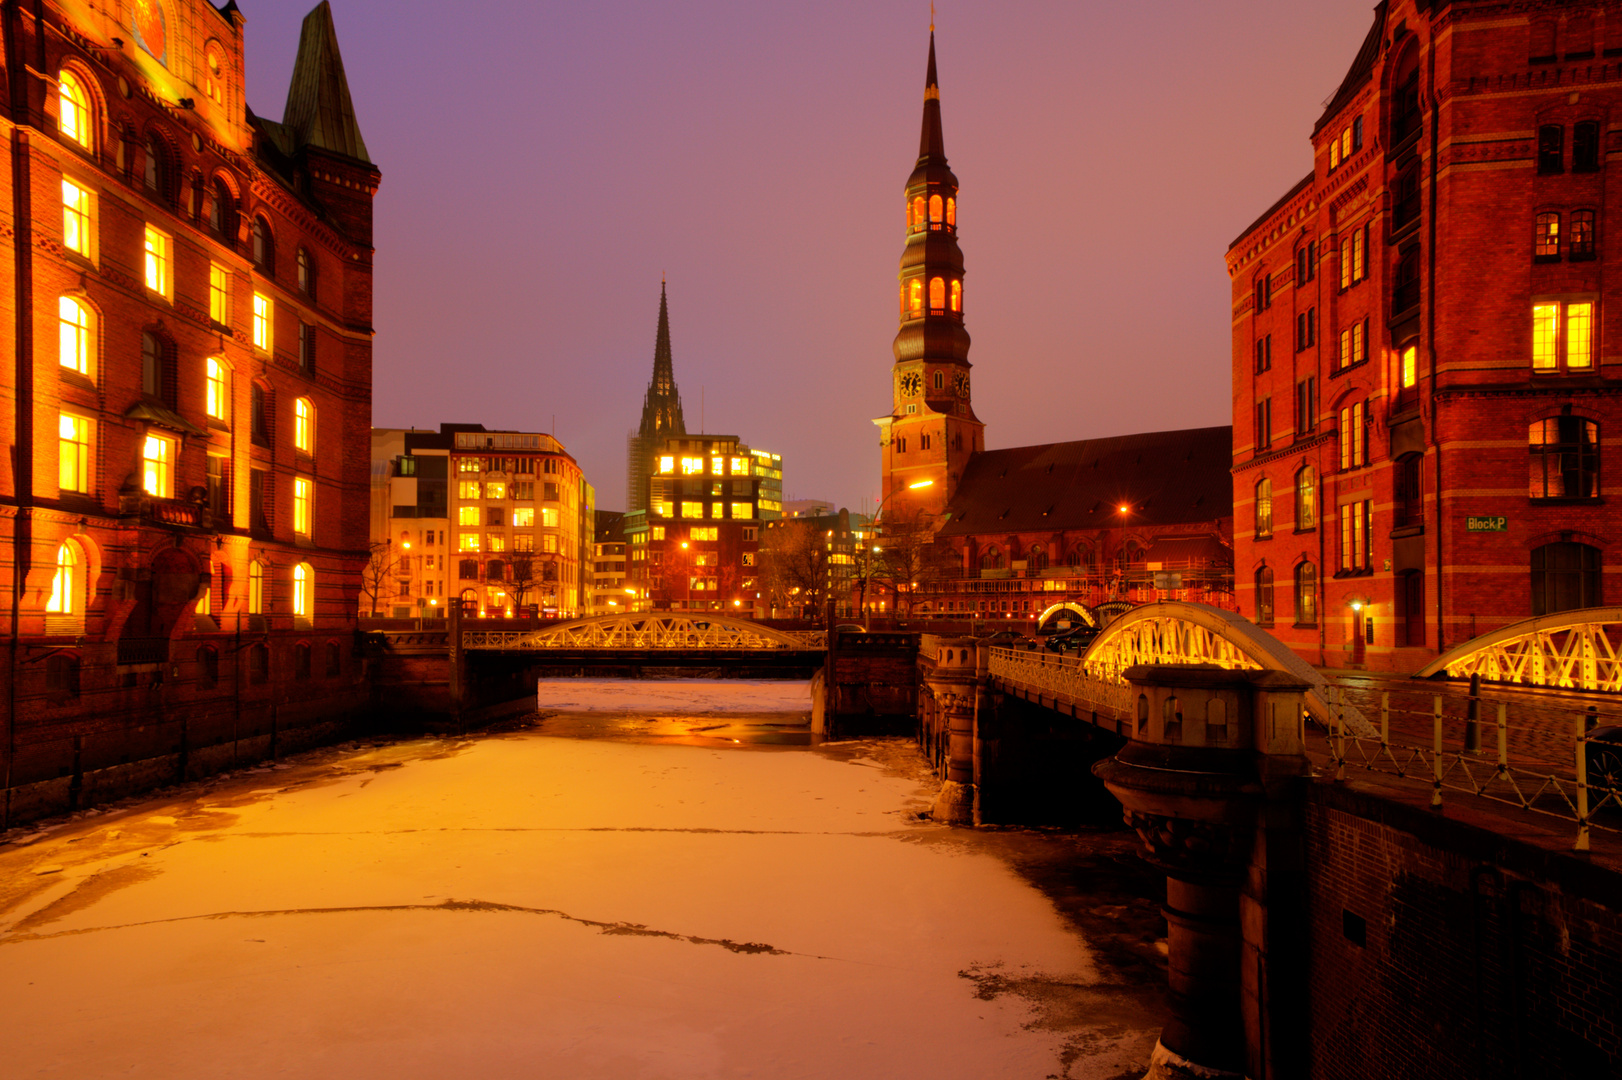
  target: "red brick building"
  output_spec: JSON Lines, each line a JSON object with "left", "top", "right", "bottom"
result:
{"left": 1, "top": 1, "right": 377, "bottom": 816}
{"left": 1230, "top": 0, "right": 1622, "bottom": 671}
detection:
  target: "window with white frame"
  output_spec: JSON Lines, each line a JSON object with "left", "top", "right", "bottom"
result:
{"left": 142, "top": 432, "right": 174, "bottom": 498}
{"left": 210, "top": 264, "right": 229, "bottom": 325}
{"left": 143, "top": 225, "right": 171, "bottom": 297}
{"left": 1531, "top": 300, "right": 1595, "bottom": 372}
{"left": 293, "top": 476, "right": 313, "bottom": 536}
{"left": 62, "top": 179, "right": 91, "bottom": 257}
{"left": 253, "top": 293, "right": 272, "bottom": 352}
{"left": 58, "top": 296, "right": 91, "bottom": 376}
{"left": 58, "top": 413, "right": 90, "bottom": 494}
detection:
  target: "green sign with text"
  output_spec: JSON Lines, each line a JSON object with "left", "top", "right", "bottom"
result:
{"left": 1466, "top": 515, "right": 1508, "bottom": 532}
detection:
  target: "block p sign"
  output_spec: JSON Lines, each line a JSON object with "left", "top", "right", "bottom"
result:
{"left": 1466, "top": 515, "right": 1508, "bottom": 532}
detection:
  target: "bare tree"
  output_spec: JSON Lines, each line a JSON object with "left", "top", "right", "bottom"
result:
{"left": 359, "top": 541, "right": 400, "bottom": 617}
{"left": 759, "top": 519, "right": 829, "bottom": 618}
{"left": 868, "top": 511, "right": 950, "bottom": 617}
{"left": 506, "top": 555, "right": 540, "bottom": 615}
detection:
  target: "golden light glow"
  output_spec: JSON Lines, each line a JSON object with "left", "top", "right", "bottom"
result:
{"left": 249, "top": 560, "right": 264, "bottom": 614}
{"left": 58, "top": 296, "right": 90, "bottom": 375}
{"left": 293, "top": 563, "right": 312, "bottom": 618}
{"left": 541, "top": 507, "right": 559, "bottom": 528}
{"left": 730, "top": 456, "right": 750, "bottom": 474}
{"left": 1118, "top": 504, "right": 1129, "bottom": 514}
{"left": 46, "top": 543, "right": 76, "bottom": 614}
{"left": 711, "top": 456, "right": 724, "bottom": 475}
{"left": 1567, "top": 302, "right": 1594, "bottom": 368}
{"left": 197, "top": 558, "right": 211, "bottom": 616}
{"left": 62, "top": 180, "right": 89, "bottom": 256}
{"left": 929, "top": 194, "right": 943, "bottom": 223}
{"left": 1401, "top": 344, "right": 1417, "bottom": 388}
{"left": 907, "top": 479, "right": 935, "bottom": 490}
{"left": 946, "top": 197, "right": 956, "bottom": 226}
{"left": 59, "top": 413, "right": 89, "bottom": 494}
{"left": 1532, "top": 302, "right": 1559, "bottom": 370}
{"left": 681, "top": 456, "right": 704, "bottom": 475}
{"left": 143, "top": 226, "right": 168, "bottom": 294}
{"left": 731, "top": 502, "right": 752, "bottom": 518}
{"left": 950, "top": 280, "right": 961, "bottom": 312}
{"left": 210, "top": 264, "right": 229, "bottom": 324}
{"left": 252, "top": 293, "right": 272, "bottom": 352}
{"left": 293, "top": 476, "right": 312, "bottom": 535}
{"left": 513, "top": 507, "right": 535, "bottom": 527}
{"left": 202, "top": 357, "right": 227, "bottom": 419}
{"left": 651, "top": 526, "right": 666, "bottom": 540}
{"left": 911, "top": 196, "right": 925, "bottom": 228}
{"left": 459, "top": 534, "right": 481, "bottom": 552}
{"left": 681, "top": 502, "right": 702, "bottom": 519}
{"left": 142, "top": 433, "right": 172, "bottom": 497}
{"left": 58, "top": 71, "right": 91, "bottom": 150}
{"left": 929, "top": 276, "right": 945, "bottom": 311}
{"left": 909, "top": 279, "right": 923, "bottom": 316}
{"left": 658, "top": 455, "right": 675, "bottom": 474}
{"left": 458, "top": 481, "right": 481, "bottom": 499}
{"left": 458, "top": 506, "right": 480, "bottom": 526}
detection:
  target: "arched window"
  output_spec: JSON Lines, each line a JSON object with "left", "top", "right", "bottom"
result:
{"left": 59, "top": 297, "right": 91, "bottom": 376}
{"left": 1255, "top": 566, "right": 1275, "bottom": 627}
{"left": 980, "top": 545, "right": 1003, "bottom": 570}
{"left": 209, "top": 178, "right": 235, "bottom": 236}
{"left": 293, "top": 397, "right": 314, "bottom": 453}
{"left": 459, "top": 588, "right": 479, "bottom": 615}
{"left": 251, "top": 216, "right": 273, "bottom": 271}
{"left": 1028, "top": 545, "right": 1048, "bottom": 571}
{"left": 911, "top": 196, "right": 925, "bottom": 229}
{"left": 929, "top": 194, "right": 943, "bottom": 225}
{"left": 292, "top": 562, "right": 313, "bottom": 620}
{"left": 1295, "top": 465, "right": 1316, "bottom": 530}
{"left": 326, "top": 641, "right": 342, "bottom": 677}
{"left": 929, "top": 277, "right": 945, "bottom": 311}
{"left": 946, "top": 197, "right": 956, "bottom": 227}
{"left": 1530, "top": 416, "right": 1600, "bottom": 500}
{"left": 1390, "top": 44, "right": 1421, "bottom": 143}
{"left": 908, "top": 279, "right": 923, "bottom": 316}
{"left": 934, "top": 370, "right": 944, "bottom": 390}
{"left": 205, "top": 358, "right": 229, "bottom": 420}
{"left": 248, "top": 560, "right": 264, "bottom": 614}
{"left": 1255, "top": 477, "right": 1273, "bottom": 538}
{"left": 950, "top": 280, "right": 962, "bottom": 313}
{"left": 205, "top": 45, "right": 225, "bottom": 104}
{"left": 141, "top": 332, "right": 163, "bottom": 398}
{"left": 297, "top": 248, "right": 312, "bottom": 293}
{"left": 1532, "top": 542, "right": 1602, "bottom": 615}
{"left": 46, "top": 542, "right": 77, "bottom": 614}
{"left": 58, "top": 71, "right": 92, "bottom": 151}
{"left": 1534, "top": 212, "right": 1561, "bottom": 261}
{"left": 294, "top": 642, "right": 311, "bottom": 680}
{"left": 144, "top": 135, "right": 165, "bottom": 195}
{"left": 459, "top": 558, "right": 478, "bottom": 579}
{"left": 1067, "top": 546, "right": 1084, "bottom": 569}
{"left": 1294, "top": 562, "right": 1318, "bottom": 626}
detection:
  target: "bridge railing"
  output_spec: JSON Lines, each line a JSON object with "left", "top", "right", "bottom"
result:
{"left": 1320, "top": 680, "right": 1622, "bottom": 850}
{"left": 987, "top": 646, "right": 1133, "bottom": 721}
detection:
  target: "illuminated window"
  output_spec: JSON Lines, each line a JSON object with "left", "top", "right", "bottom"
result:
{"left": 46, "top": 543, "right": 77, "bottom": 614}
{"left": 658, "top": 501, "right": 674, "bottom": 517}
{"left": 909, "top": 279, "right": 923, "bottom": 316}
{"left": 209, "top": 264, "right": 229, "bottom": 324}
{"left": 485, "top": 481, "right": 506, "bottom": 500}
{"left": 1296, "top": 465, "right": 1316, "bottom": 530}
{"left": 513, "top": 507, "right": 534, "bottom": 527}
{"left": 252, "top": 293, "right": 272, "bottom": 352}
{"left": 58, "top": 297, "right": 91, "bottom": 376}
{"left": 542, "top": 534, "right": 559, "bottom": 553}
{"left": 62, "top": 179, "right": 90, "bottom": 256}
{"left": 458, "top": 480, "right": 481, "bottom": 499}
{"left": 929, "top": 277, "right": 945, "bottom": 312}
{"left": 293, "top": 398, "right": 313, "bottom": 453}
{"left": 681, "top": 502, "right": 703, "bottom": 519}
{"left": 946, "top": 197, "right": 956, "bottom": 226}
{"left": 293, "top": 477, "right": 312, "bottom": 535}
{"left": 292, "top": 563, "right": 313, "bottom": 619}
{"left": 1401, "top": 344, "right": 1418, "bottom": 389}
{"left": 511, "top": 534, "right": 534, "bottom": 552}
{"left": 911, "top": 196, "right": 925, "bottom": 229}
{"left": 541, "top": 507, "right": 560, "bottom": 528}
{"left": 58, "top": 71, "right": 92, "bottom": 150}
{"left": 1529, "top": 416, "right": 1599, "bottom": 499}
{"left": 1338, "top": 402, "right": 1367, "bottom": 470}
{"left": 1535, "top": 212, "right": 1561, "bottom": 261}
{"left": 143, "top": 226, "right": 170, "bottom": 296}
{"left": 729, "top": 457, "right": 750, "bottom": 474}
{"left": 1339, "top": 499, "right": 1372, "bottom": 572}
{"left": 658, "top": 455, "right": 675, "bottom": 474}
{"left": 59, "top": 413, "right": 90, "bottom": 494}
{"left": 205, "top": 45, "right": 225, "bottom": 104}
{"left": 459, "top": 534, "right": 480, "bottom": 552}
{"left": 929, "top": 194, "right": 942, "bottom": 224}
{"left": 297, "top": 248, "right": 311, "bottom": 293}
{"left": 1571, "top": 210, "right": 1596, "bottom": 260}
{"left": 487, "top": 534, "right": 506, "bottom": 553}
{"left": 458, "top": 507, "right": 480, "bottom": 526}
{"left": 142, "top": 432, "right": 173, "bottom": 497}
{"left": 652, "top": 526, "right": 666, "bottom": 540}
{"left": 690, "top": 527, "right": 718, "bottom": 541}
{"left": 249, "top": 560, "right": 264, "bottom": 614}
{"left": 679, "top": 457, "right": 701, "bottom": 475}
{"left": 1254, "top": 477, "right": 1272, "bottom": 539}
{"left": 950, "top": 280, "right": 961, "bottom": 312}
{"left": 205, "top": 358, "right": 229, "bottom": 420}
{"left": 1294, "top": 562, "right": 1317, "bottom": 627}
{"left": 1567, "top": 302, "right": 1594, "bottom": 368}
{"left": 731, "top": 502, "right": 752, "bottom": 518}
{"left": 1532, "top": 300, "right": 1594, "bottom": 371}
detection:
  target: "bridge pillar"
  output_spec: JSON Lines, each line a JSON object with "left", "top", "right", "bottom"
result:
{"left": 447, "top": 606, "right": 468, "bottom": 729}
{"left": 1094, "top": 665, "right": 1311, "bottom": 1080}
{"left": 925, "top": 637, "right": 979, "bottom": 824}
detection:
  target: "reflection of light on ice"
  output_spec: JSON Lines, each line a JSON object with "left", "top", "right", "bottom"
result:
{"left": 535, "top": 677, "right": 811, "bottom": 714}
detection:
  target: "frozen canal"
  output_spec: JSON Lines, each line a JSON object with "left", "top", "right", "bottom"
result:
{"left": 0, "top": 680, "right": 1165, "bottom": 1079}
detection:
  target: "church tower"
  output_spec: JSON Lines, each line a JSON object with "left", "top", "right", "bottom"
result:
{"left": 876, "top": 30, "right": 984, "bottom": 525}
{"left": 626, "top": 283, "right": 687, "bottom": 514}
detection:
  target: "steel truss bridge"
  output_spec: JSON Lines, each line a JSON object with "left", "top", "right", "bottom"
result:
{"left": 459, "top": 613, "right": 826, "bottom": 652}
{"left": 1417, "top": 606, "right": 1622, "bottom": 692}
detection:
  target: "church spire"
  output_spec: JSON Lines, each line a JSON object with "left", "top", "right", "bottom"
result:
{"left": 640, "top": 281, "right": 685, "bottom": 438}
{"left": 919, "top": 31, "right": 944, "bottom": 163}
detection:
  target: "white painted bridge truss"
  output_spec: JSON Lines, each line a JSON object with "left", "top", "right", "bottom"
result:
{"left": 1417, "top": 606, "right": 1622, "bottom": 692}
{"left": 459, "top": 613, "right": 825, "bottom": 652}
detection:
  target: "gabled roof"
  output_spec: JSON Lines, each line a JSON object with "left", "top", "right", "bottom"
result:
{"left": 1229, "top": 171, "right": 1313, "bottom": 251}
{"left": 934, "top": 426, "right": 1233, "bottom": 539}
{"left": 282, "top": 2, "right": 370, "bottom": 163}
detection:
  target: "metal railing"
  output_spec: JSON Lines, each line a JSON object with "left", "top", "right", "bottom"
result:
{"left": 1320, "top": 683, "right": 1620, "bottom": 850}
{"left": 987, "top": 646, "right": 1133, "bottom": 721}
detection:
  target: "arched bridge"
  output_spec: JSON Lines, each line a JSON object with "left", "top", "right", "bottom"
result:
{"left": 1416, "top": 606, "right": 1622, "bottom": 692}
{"left": 459, "top": 613, "right": 826, "bottom": 652}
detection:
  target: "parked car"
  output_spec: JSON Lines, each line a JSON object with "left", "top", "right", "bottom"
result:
{"left": 1044, "top": 625, "right": 1100, "bottom": 654}
{"left": 979, "top": 630, "right": 1024, "bottom": 646}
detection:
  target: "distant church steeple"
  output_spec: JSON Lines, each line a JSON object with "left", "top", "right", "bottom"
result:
{"left": 627, "top": 282, "right": 688, "bottom": 514}
{"left": 876, "top": 30, "right": 983, "bottom": 524}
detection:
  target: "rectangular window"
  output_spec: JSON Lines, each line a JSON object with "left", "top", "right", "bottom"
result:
{"left": 1571, "top": 211, "right": 1596, "bottom": 260}
{"left": 1340, "top": 236, "right": 1352, "bottom": 289}
{"left": 1338, "top": 500, "right": 1372, "bottom": 571}
{"left": 250, "top": 468, "right": 269, "bottom": 534}
{"left": 1530, "top": 416, "right": 1600, "bottom": 499}
{"left": 458, "top": 506, "right": 480, "bottom": 526}
{"left": 513, "top": 507, "right": 535, "bottom": 527}
{"left": 1353, "top": 319, "right": 1366, "bottom": 365}
{"left": 731, "top": 502, "right": 753, "bottom": 518}
{"left": 485, "top": 481, "right": 507, "bottom": 500}
{"left": 681, "top": 457, "right": 704, "bottom": 475}
{"left": 1295, "top": 377, "right": 1316, "bottom": 435}
{"left": 1535, "top": 212, "right": 1561, "bottom": 261}
{"left": 458, "top": 481, "right": 481, "bottom": 499}
{"left": 293, "top": 477, "right": 312, "bottom": 535}
{"left": 486, "top": 506, "right": 503, "bottom": 526}
{"left": 459, "top": 534, "right": 481, "bottom": 552}
{"left": 142, "top": 432, "right": 173, "bottom": 498}
{"left": 1539, "top": 124, "right": 1564, "bottom": 175}
{"left": 1532, "top": 300, "right": 1595, "bottom": 371}
{"left": 1338, "top": 401, "right": 1367, "bottom": 470}
{"left": 730, "top": 456, "right": 750, "bottom": 474}
{"left": 143, "top": 226, "right": 170, "bottom": 297}
{"left": 252, "top": 293, "right": 272, "bottom": 352}
{"left": 681, "top": 502, "right": 703, "bottom": 518}
{"left": 1296, "top": 241, "right": 1315, "bottom": 285}
{"left": 651, "top": 526, "right": 667, "bottom": 540}
{"left": 62, "top": 179, "right": 90, "bottom": 257}
{"left": 1352, "top": 116, "right": 1363, "bottom": 152}
{"left": 1567, "top": 302, "right": 1594, "bottom": 368}
{"left": 298, "top": 322, "right": 314, "bottom": 371}
{"left": 1352, "top": 226, "right": 1366, "bottom": 282}
{"left": 58, "top": 413, "right": 90, "bottom": 494}
{"left": 657, "top": 455, "right": 675, "bottom": 474}
{"left": 1254, "top": 334, "right": 1271, "bottom": 374}
{"left": 1533, "top": 302, "right": 1560, "bottom": 369}
{"left": 512, "top": 533, "right": 534, "bottom": 552}
{"left": 1401, "top": 344, "right": 1418, "bottom": 389}
{"left": 1339, "top": 328, "right": 1351, "bottom": 371}
{"left": 458, "top": 457, "right": 481, "bottom": 474}
{"left": 541, "top": 507, "right": 559, "bottom": 528}
{"left": 210, "top": 264, "right": 229, "bottom": 324}
{"left": 206, "top": 453, "right": 230, "bottom": 518}
{"left": 487, "top": 534, "right": 506, "bottom": 553}
{"left": 543, "top": 534, "right": 559, "bottom": 553}
{"left": 513, "top": 481, "right": 534, "bottom": 500}
{"left": 1255, "top": 398, "right": 1272, "bottom": 451}
{"left": 1296, "top": 308, "right": 1315, "bottom": 350}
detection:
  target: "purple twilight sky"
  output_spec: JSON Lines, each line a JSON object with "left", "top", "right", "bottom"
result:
{"left": 244, "top": 1, "right": 1375, "bottom": 514}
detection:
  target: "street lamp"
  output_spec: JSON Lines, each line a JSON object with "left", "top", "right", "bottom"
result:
{"left": 861, "top": 479, "right": 934, "bottom": 629}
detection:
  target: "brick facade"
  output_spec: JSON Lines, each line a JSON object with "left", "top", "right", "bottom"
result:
{"left": 1231, "top": 0, "right": 1622, "bottom": 671}
{"left": 1, "top": 1, "right": 377, "bottom": 821}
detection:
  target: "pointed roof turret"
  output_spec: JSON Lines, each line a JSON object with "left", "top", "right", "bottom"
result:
{"left": 919, "top": 31, "right": 945, "bottom": 162}
{"left": 282, "top": 2, "right": 371, "bottom": 163}
{"left": 638, "top": 282, "right": 686, "bottom": 439}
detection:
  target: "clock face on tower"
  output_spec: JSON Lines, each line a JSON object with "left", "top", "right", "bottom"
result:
{"left": 954, "top": 372, "right": 970, "bottom": 398}
{"left": 899, "top": 372, "right": 922, "bottom": 396}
